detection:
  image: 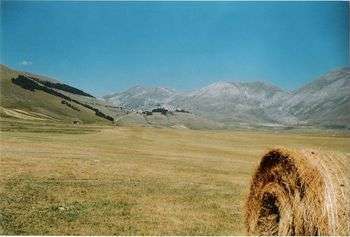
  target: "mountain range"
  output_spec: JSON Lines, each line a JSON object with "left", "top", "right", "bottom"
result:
{"left": 103, "top": 67, "right": 350, "bottom": 129}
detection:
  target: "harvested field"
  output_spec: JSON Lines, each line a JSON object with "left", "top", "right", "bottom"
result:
{"left": 246, "top": 148, "right": 350, "bottom": 235}
{"left": 0, "top": 122, "right": 349, "bottom": 235}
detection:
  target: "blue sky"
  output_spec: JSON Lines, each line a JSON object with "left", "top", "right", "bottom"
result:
{"left": 1, "top": 1, "right": 349, "bottom": 96}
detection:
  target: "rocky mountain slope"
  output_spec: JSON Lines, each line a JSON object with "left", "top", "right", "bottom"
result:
{"left": 104, "top": 86, "right": 179, "bottom": 111}
{"left": 104, "top": 68, "right": 350, "bottom": 128}
{"left": 171, "top": 81, "right": 292, "bottom": 125}
{"left": 279, "top": 67, "right": 350, "bottom": 128}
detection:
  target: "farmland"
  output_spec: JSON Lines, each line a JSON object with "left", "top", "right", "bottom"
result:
{"left": 0, "top": 120, "right": 349, "bottom": 235}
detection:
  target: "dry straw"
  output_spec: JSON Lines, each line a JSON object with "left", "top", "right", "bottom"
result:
{"left": 245, "top": 148, "right": 350, "bottom": 235}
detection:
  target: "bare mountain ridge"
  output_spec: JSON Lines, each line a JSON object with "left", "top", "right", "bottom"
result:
{"left": 279, "top": 67, "right": 350, "bottom": 127}
{"left": 104, "top": 67, "right": 350, "bottom": 128}
{"left": 104, "top": 81, "right": 293, "bottom": 125}
{"left": 104, "top": 85, "right": 179, "bottom": 111}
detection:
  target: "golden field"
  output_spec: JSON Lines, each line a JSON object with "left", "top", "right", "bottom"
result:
{"left": 0, "top": 121, "right": 349, "bottom": 235}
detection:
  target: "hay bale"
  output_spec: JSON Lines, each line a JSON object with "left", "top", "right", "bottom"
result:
{"left": 245, "top": 148, "right": 350, "bottom": 235}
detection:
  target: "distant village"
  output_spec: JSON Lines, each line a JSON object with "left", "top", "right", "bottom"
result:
{"left": 139, "top": 107, "right": 190, "bottom": 116}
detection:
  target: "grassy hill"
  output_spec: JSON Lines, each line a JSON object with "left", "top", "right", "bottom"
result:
{"left": 0, "top": 65, "right": 126, "bottom": 124}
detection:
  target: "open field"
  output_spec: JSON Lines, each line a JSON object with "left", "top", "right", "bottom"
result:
{"left": 0, "top": 121, "right": 349, "bottom": 235}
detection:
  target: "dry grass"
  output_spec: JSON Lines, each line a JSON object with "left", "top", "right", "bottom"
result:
{"left": 0, "top": 123, "right": 349, "bottom": 235}
{"left": 245, "top": 148, "right": 350, "bottom": 236}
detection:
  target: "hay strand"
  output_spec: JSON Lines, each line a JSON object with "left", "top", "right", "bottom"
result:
{"left": 245, "top": 148, "right": 350, "bottom": 235}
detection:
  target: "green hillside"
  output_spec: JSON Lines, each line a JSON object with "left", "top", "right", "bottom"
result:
{"left": 0, "top": 65, "right": 125, "bottom": 124}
